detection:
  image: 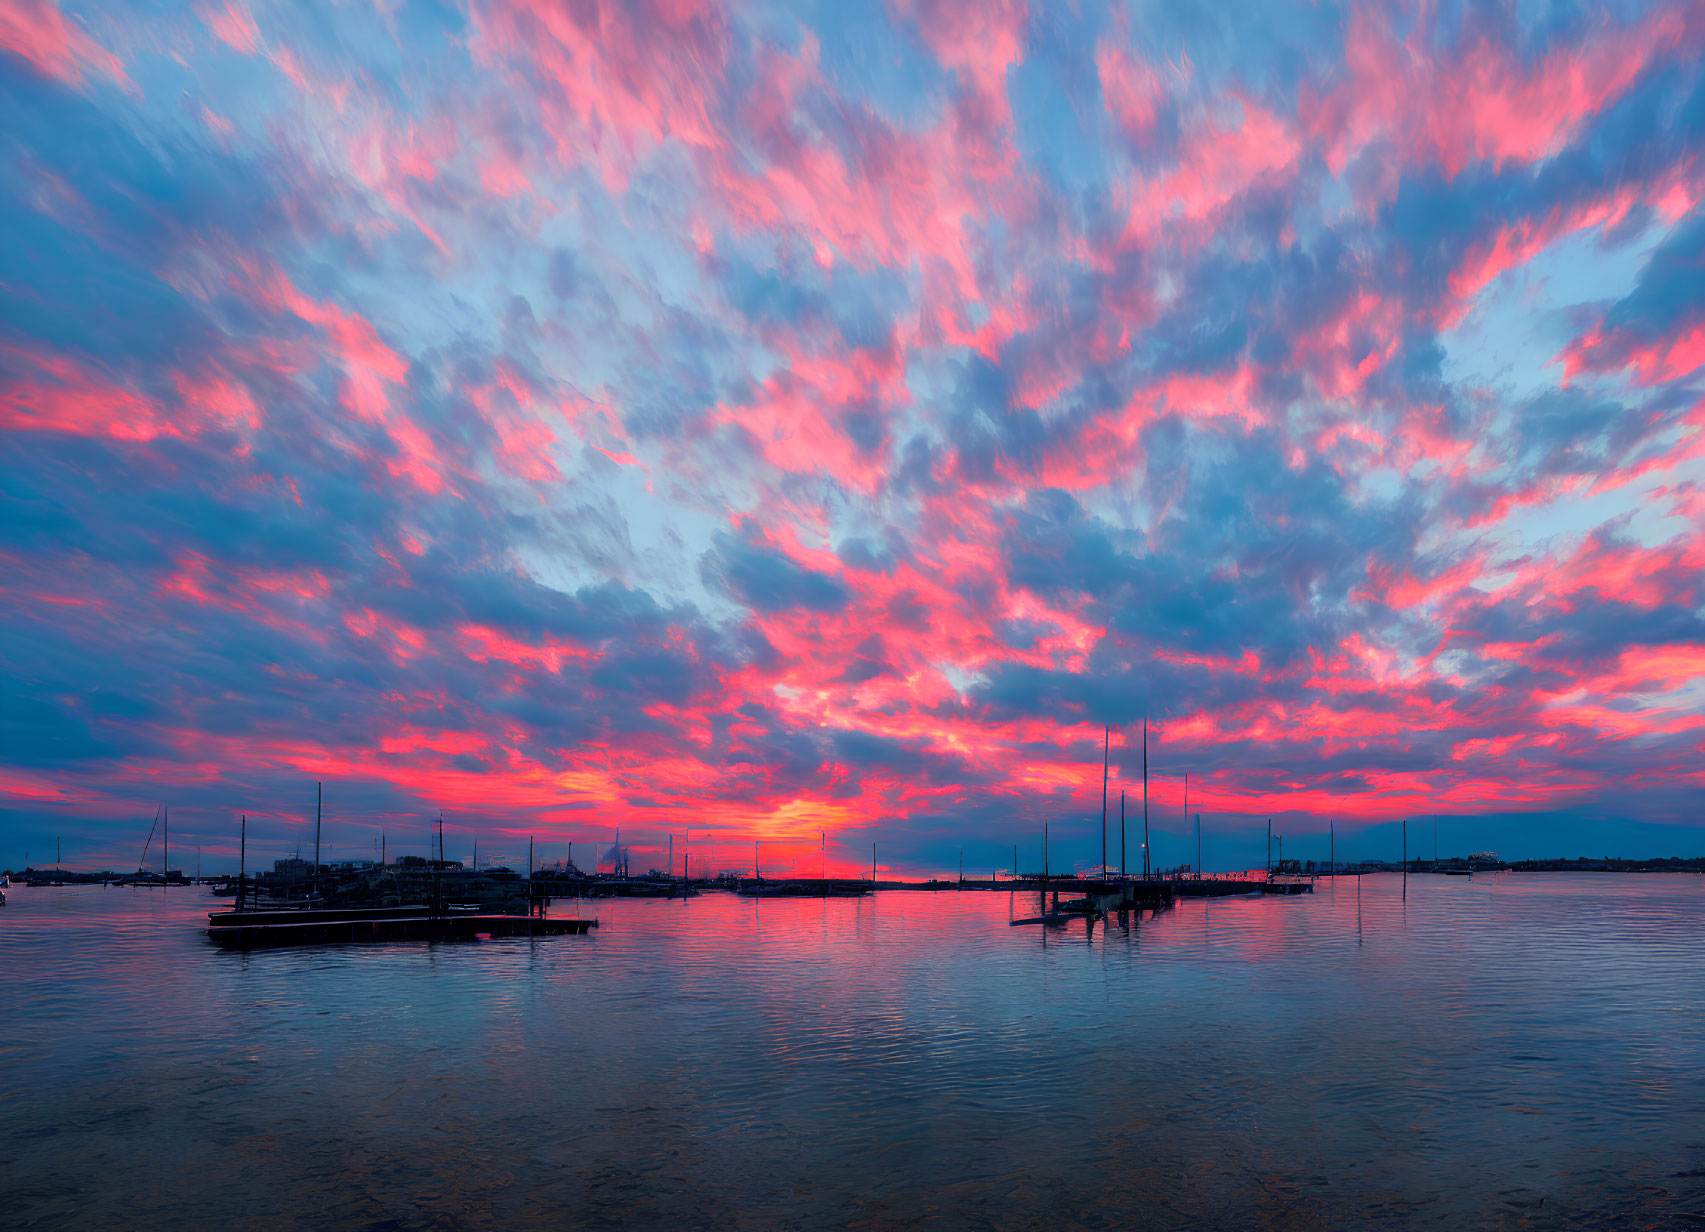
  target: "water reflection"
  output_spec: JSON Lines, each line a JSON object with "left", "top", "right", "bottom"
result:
{"left": 3, "top": 875, "right": 1705, "bottom": 1229}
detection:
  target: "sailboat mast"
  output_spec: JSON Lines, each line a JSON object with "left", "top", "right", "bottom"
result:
{"left": 314, "top": 781, "right": 322, "bottom": 898}
{"left": 239, "top": 814, "right": 246, "bottom": 908}
{"left": 1120, "top": 790, "right": 1126, "bottom": 878}
{"left": 1141, "top": 718, "right": 1150, "bottom": 877}
{"left": 1100, "top": 724, "right": 1109, "bottom": 876}
{"left": 139, "top": 806, "right": 159, "bottom": 876}
{"left": 163, "top": 806, "right": 169, "bottom": 886}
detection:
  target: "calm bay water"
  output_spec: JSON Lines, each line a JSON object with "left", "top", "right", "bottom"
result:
{"left": 3, "top": 875, "right": 1705, "bottom": 1230}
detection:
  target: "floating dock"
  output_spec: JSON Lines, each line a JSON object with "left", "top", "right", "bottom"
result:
{"left": 1170, "top": 877, "right": 1314, "bottom": 897}
{"left": 206, "top": 905, "right": 596, "bottom": 950}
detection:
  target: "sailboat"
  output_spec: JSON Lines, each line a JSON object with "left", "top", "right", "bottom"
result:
{"left": 115, "top": 806, "right": 166, "bottom": 886}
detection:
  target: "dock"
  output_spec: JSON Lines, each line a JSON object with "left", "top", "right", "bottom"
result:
{"left": 1170, "top": 877, "right": 1314, "bottom": 897}
{"left": 206, "top": 905, "right": 597, "bottom": 950}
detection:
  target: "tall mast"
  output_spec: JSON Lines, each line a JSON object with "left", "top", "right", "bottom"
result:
{"left": 139, "top": 806, "right": 159, "bottom": 876}
{"left": 1142, "top": 718, "right": 1150, "bottom": 877}
{"left": 163, "top": 806, "right": 169, "bottom": 886}
{"left": 239, "top": 814, "right": 246, "bottom": 908}
{"left": 1120, "top": 790, "right": 1126, "bottom": 877}
{"left": 1100, "top": 724, "right": 1109, "bottom": 877}
{"left": 314, "top": 781, "right": 322, "bottom": 898}
{"left": 1183, "top": 772, "right": 1189, "bottom": 871}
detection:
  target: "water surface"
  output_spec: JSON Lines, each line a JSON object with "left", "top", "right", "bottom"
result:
{"left": 4, "top": 874, "right": 1705, "bottom": 1229}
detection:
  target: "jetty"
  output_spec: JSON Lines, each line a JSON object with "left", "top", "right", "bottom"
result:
{"left": 205, "top": 904, "right": 595, "bottom": 950}
{"left": 734, "top": 878, "right": 872, "bottom": 897}
{"left": 1010, "top": 876, "right": 1176, "bottom": 925}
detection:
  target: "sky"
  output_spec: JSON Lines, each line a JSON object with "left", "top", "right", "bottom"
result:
{"left": 3, "top": 0, "right": 1705, "bottom": 877}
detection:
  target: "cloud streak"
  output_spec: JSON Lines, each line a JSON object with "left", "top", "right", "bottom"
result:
{"left": 2, "top": 0, "right": 1703, "bottom": 872}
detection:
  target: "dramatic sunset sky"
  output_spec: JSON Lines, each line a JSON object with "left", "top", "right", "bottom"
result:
{"left": 3, "top": 0, "right": 1704, "bottom": 875}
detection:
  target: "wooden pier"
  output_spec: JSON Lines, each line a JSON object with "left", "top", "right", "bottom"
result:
{"left": 206, "top": 905, "right": 596, "bottom": 950}
{"left": 1170, "top": 877, "right": 1314, "bottom": 897}
{"left": 1010, "top": 877, "right": 1176, "bottom": 925}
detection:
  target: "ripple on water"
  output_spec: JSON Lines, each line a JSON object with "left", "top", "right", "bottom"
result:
{"left": 3, "top": 875, "right": 1705, "bottom": 1229}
